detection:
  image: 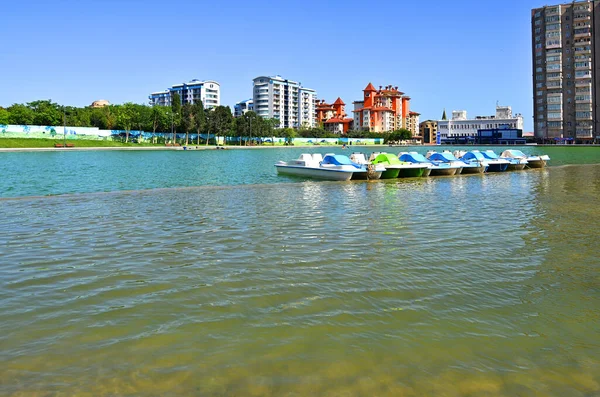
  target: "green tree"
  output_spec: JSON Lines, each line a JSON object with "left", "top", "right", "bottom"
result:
{"left": 90, "top": 107, "right": 109, "bottom": 129}
{"left": 151, "top": 105, "right": 168, "bottom": 142}
{"left": 192, "top": 100, "right": 206, "bottom": 145}
{"left": 210, "top": 106, "right": 233, "bottom": 145}
{"left": 0, "top": 107, "right": 10, "bottom": 125}
{"left": 28, "top": 100, "right": 62, "bottom": 126}
{"left": 234, "top": 111, "right": 260, "bottom": 145}
{"left": 181, "top": 103, "right": 194, "bottom": 145}
{"left": 115, "top": 103, "right": 136, "bottom": 143}
{"left": 233, "top": 114, "right": 247, "bottom": 145}
{"left": 132, "top": 104, "right": 150, "bottom": 142}
{"left": 104, "top": 106, "right": 117, "bottom": 130}
{"left": 385, "top": 129, "right": 413, "bottom": 143}
{"left": 70, "top": 106, "right": 91, "bottom": 127}
{"left": 7, "top": 104, "right": 35, "bottom": 125}
{"left": 280, "top": 127, "right": 296, "bottom": 144}
{"left": 171, "top": 92, "right": 181, "bottom": 143}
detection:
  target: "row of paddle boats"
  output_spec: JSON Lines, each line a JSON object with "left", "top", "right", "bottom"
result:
{"left": 274, "top": 149, "right": 550, "bottom": 181}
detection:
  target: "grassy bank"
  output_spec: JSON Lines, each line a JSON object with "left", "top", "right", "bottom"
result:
{"left": 0, "top": 138, "right": 163, "bottom": 149}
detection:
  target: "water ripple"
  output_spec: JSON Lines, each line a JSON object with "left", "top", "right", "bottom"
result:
{"left": 1, "top": 166, "right": 600, "bottom": 395}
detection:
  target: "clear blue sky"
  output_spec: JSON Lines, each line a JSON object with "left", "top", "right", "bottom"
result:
{"left": 1, "top": 0, "right": 549, "bottom": 131}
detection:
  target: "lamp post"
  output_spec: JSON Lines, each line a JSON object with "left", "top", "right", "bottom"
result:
{"left": 170, "top": 111, "right": 174, "bottom": 144}
{"left": 63, "top": 107, "right": 67, "bottom": 147}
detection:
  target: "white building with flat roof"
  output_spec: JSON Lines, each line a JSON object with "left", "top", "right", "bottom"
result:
{"left": 437, "top": 106, "right": 524, "bottom": 142}
{"left": 234, "top": 99, "right": 254, "bottom": 117}
{"left": 252, "top": 75, "right": 316, "bottom": 129}
{"left": 149, "top": 79, "right": 220, "bottom": 109}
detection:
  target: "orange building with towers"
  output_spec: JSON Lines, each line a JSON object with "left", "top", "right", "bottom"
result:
{"left": 352, "top": 83, "right": 417, "bottom": 134}
{"left": 316, "top": 97, "right": 353, "bottom": 134}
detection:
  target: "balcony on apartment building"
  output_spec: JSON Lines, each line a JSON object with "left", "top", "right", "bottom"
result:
{"left": 574, "top": 28, "right": 591, "bottom": 38}
{"left": 575, "top": 71, "right": 592, "bottom": 79}
{"left": 575, "top": 63, "right": 592, "bottom": 71}
{"left": 576, "top": 130, "right": 593, "bottom": 138}
{"left": 546, "top": 73, "right": 562, "bottom": 80}
{"left": 575, "top": 113, "right": 593, "bottom": 120}
{"left": 546, "top": 82, "right": 563, "bottom": 90}
{"left": 575, "top": 78, "right": 592, "bottom": 87}
{"left": 574, "top": 13, "right": 591, "bottom": 21}
{"left": 575, "top": 46, "right": 592, "bottom": 54}
{"left": 547, "top": 113, "right": 563, "bottom": 120}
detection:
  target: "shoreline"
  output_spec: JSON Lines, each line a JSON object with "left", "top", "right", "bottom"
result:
{"left": 0, "top": 143, "right": 598, "bottom": 153}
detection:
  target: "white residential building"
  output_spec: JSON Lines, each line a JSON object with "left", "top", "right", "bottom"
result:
{"left": 252, "top": 75, "right": 316, "bottom": 129}
{"left": 234, "top": 99, "right": 254, "bottom": 117}
{"left": 149, "top": 79, "right": 220, "bottom": 109}
{"left": 299, "top": 87, "right": 317, "bottom": 128}
{"left": 437, "top": 106, "right": 524, "bottom": 142}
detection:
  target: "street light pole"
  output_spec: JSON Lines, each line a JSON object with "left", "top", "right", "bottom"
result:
{"left": 63, "top": 107, "right": 66, "bottom": 147}
{"left": 170, "top": 111, "right": 174, "bottom": 144}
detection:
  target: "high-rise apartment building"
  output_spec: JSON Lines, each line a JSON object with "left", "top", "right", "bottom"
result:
{"left": 252, "top": 75, "right": 317, "bottom": 129}
{"left": 149, "top": 79, "right": 220, "bottom": 109}
{"left": 532, "top": 1, "right": 599, "bottom": 142}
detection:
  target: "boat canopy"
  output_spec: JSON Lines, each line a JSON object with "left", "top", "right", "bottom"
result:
{"left": 372, "top": 153, "right": 402, "bottom": 165}
{"left": 462, "top": 151, "right": 486, "bottom": 161}
{"left": 481, "top": 150, "right": 500, "bottom": 159}
{"left": 399, "top": 152, "right": 429, "bottom": 163}
{"left": 501, "top": 150, "right": 526, "bottom": 158}
{"left": 429, "top": 152, "right": 459, "bottom": 162}
{"left": 322, "top": 154, "right": 360, "bottom": 168}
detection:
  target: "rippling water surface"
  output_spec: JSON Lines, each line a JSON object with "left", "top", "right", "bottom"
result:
{"left": 1, "top": 148, "right": 600, "bottom": 396}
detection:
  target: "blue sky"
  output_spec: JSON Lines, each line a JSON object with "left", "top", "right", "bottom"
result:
{"left": 1, "top": 0, "right": 547, "bottom": 131}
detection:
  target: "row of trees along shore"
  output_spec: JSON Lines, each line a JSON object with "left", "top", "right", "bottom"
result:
{"left": 0, "top": 95, "right": 414, "bottom": 145}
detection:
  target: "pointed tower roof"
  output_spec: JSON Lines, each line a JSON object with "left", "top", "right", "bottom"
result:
{"left": 333, "top": 97, "right": 345, "bottom": 105}
{"left": 364, "top": 82, "right": 377, "bottom": 92}
{"left": 442, "top": 108, "right": 447, "bottom": 120}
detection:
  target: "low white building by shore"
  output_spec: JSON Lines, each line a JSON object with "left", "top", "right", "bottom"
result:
{"left": 437, "top": 106, "right": 524, "bottom": 143}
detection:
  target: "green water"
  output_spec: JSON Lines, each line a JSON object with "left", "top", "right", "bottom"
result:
{"left": 1, "top": 147, "right": 599, "bottom": 396}
{"left": 0, "top": 145, "right": 598, "bottom": 198}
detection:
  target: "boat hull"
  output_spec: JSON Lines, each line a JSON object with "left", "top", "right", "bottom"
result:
{"left": 351, "top": 170, "right": 382, "bottom": 180}
{"left": 526, "top": 159, "right": 547, "bottom": 168}
{"left": 429, "top": 167, "right": 457, "bottom": 176}
{"left": 421, "top": 167, "right": 432, "bottom": 177}
{"left": 507, "top": 163, "right": 527, "bottom": 171}
{"left": 275, "top": 165, "right": 354, "bottom": 181}
{"left": 398, "top": 167, "right": 424, "bottom": 178}
{"left": 486, "top": 163, "right": 509, "bottom": 172}
{"left": 380, "top": 168, "right": 401, "bottom": 179}
{"left": 461, "top": 164, "right": 486, "bottom": 174}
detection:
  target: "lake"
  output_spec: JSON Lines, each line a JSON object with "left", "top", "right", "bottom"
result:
{"left": 1, "top": 145, "right": 599, "bottom": 396}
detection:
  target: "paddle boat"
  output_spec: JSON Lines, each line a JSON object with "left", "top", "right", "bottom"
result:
{"left": 477, "top": 150, "right": 510, "bottom": 172}
{"left": 426, "top": 151, "right": 465, "bottom": 175}
{"left": 275, "top": 153, "right": 361, "bottom": 181}
{"left": 453, "top": 150, "right": 489, "bottom": 174}
{"left": 433, "top": 150, "right": 487, "bottom": 174}
{"left": 398, "top": 152, "right": 459, "bottom": 176}
{"left": 325, "top": 153, "right": 383, "bottom": 180}
{"left": 500, "top": 149, "right": 549, "bottom": 169}
{"left": 369, "top": 152, "right": 428, "bottom": 178}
